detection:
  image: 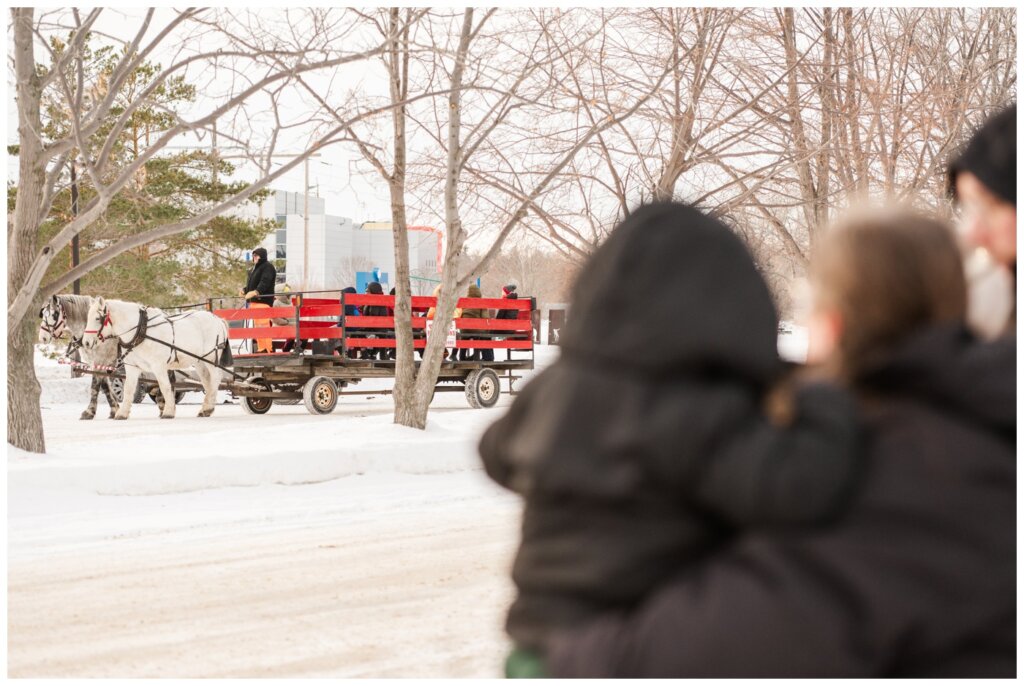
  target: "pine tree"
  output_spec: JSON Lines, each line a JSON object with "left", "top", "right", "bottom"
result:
{"left": 18, "top": 33, "right": 274, "bottom": 308}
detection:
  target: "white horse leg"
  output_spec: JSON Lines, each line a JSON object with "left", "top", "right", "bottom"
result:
{"left": 81, "top": 376, "right": 100, "bottom": 420}
{"left": 115, "top": 366, "right": 142, "bottom": 420}
{"left": 154, "top": 365, "right": 176, "bottom": 419}
{"left": 197, "top": 364, "right": 217, "bottom": 417}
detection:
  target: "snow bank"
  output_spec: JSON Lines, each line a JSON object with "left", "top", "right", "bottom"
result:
{"left": 35, "top": 346, "right": 94, "bottom": 406}
{"left": 9, "top": 411, "right": 491, "bottom": 497}
{"left": 11, "top": 344, "right": 561, "bottom": 500}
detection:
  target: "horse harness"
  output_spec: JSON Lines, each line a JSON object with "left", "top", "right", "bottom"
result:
{"left": 86, "top": 305, "right": 238, "bottom": 376}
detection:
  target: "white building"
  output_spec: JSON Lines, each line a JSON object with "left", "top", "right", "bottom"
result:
{"left": 248, "top": 190, "right": 441, "bottom": 293}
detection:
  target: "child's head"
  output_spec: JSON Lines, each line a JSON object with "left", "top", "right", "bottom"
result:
{"left": 560, "top": 202, "right": 781, "bottom": 384}
{"left": 807, "top": 208, "right": 967, "bottom": 382}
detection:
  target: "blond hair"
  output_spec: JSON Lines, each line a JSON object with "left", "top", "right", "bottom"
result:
{"left": 810, "top": 208, "right": 967, "bottom": 382}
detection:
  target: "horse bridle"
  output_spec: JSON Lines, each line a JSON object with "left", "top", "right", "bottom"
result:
{"left": 83, "top": 304, "right": 114, "bottom": 342}
{"left": 39, "top": 301, "right": 67, "bottom": 340}
{"left": 85, "top": 305, "right": 150, "bottom": 355}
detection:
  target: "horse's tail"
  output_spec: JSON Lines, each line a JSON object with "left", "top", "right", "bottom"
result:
{"left": 218, "top": 322, "right": 233, "bottom": 368}
{"left": 220, "top": 341, "right": 233, "bottom": 368}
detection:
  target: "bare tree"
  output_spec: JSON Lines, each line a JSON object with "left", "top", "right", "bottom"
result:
{"left": 476, "top": 243, "right": 578, "bottom": 306}
{"left": 504, "top": 7, "right": 1013, "bottom": 281}
{"left": 8, "top": 8, "right": 392, "bottom": 451}
{"left": 387, "top": 8, "right": 676, "bottom": 429}
{"left": 334, "top": 256, "right": 374, "bottom": 291}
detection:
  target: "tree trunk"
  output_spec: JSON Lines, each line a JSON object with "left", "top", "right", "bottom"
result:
{"left": 390, "top": 188, "right": 419, "bottom": 426}
{"left": 385, "top": 8, "right": 432, "bottom": 430}
{"left": 814, "top": 7, "right": 834, "bottom": 236}
{"left": 398, "top": 9, "right": 475, "bottom": 430}
{"left": 9, "top": 8, "right": 48, "bottom": 452}
{"left": 780, "top": 9, "right": 820, "bottom": 240}
{"left": 8, "top": 318, "right": 45, "bottom": 453}
{"left": 387, "top": 9, "right": 419, "bottom": 428}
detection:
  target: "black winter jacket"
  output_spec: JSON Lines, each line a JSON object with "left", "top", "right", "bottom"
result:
{"left": 245, "top": 260, "right": 277, "bottom": 306}
{"left": 496, "top": 292, "right": 520, "bottom": 320}
{"left": 548, "top": 323, "right": 1016, "bottom": 678}
{"left": 337, "top": 286, "right": 360, "bottom": 326}
{"left": 361, "top": 281, "right": 389, "bottom": 318}
{"left": 479, "top": 202, "right": 861, "bottom": 651}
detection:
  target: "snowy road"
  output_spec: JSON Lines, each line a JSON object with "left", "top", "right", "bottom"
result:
{"left": 8, "top": 472, "right": 520, "bottom": 678}
{"left": 7, "top": 350, "right": 554, "bottom": 678}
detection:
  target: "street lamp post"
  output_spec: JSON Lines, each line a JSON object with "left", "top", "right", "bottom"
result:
{"left": 70, "top": 159, "right": 80, "bottom": 295}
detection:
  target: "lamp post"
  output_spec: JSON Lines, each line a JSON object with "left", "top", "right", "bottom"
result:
{"left": 70, "top": 159, "right": 80, "bottom": 295}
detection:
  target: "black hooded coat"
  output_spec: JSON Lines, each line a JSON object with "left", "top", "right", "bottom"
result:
{"left": 479, "top": 203, "right": 860, "bottom": 651}
{"left": 245, "top": 248, "right": 276, "bottom": 306}
{"left": 547, "top": 323, "right": 1016, "bottom": 677}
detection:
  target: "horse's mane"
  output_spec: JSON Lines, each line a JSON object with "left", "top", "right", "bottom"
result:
{"left": 55, "top": 294, "right": 95, "bottom": 335}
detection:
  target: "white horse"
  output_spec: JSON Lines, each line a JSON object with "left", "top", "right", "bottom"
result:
{"left": 81, "top": 297, "right": 232, "bottom": 419}
{"left": 39, "top": 294, "right": 121, "bottom": 419}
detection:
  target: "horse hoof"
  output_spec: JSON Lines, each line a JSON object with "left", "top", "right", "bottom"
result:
{"left": 114, "top": 415, "right": 128, "bottom": 421}
{"left": 198, "top": 410, "right": 213, "bottom": 418}
{"left": 80, "top": 412, "right": 95, "bottom": 420}
{"left": 160, "top": 413, "right": 175, "bottom": 419}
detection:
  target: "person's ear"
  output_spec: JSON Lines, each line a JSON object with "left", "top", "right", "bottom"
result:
{"left": 806, "top": 307, "right": 843, "bottom": 365}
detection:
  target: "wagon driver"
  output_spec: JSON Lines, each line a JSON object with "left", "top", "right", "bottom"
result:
{"left": 240, "top": 247, "right": 277, "bottom": 353}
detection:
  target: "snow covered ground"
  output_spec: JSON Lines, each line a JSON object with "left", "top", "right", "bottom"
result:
{"left": 10, "top": 331, "right": 807, "bottom": 677}
{"left": 8, "top": 348, "right": 560, "bottom": 678}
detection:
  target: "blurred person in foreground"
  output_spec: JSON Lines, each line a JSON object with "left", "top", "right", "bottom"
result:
{"left": 546, "top": 208, "right": 1015, "bottom": 678}
{"left": 479, "top": 202, "right": 861, "bottom": 677}
{"left": 948, "top": 103, "right": 1016, "bottom": 338}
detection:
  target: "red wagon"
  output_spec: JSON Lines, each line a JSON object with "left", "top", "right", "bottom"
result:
{"left": 210, "top": 290, "right": 536, "bottom": 415}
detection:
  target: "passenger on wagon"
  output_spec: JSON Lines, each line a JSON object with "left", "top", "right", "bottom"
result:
{"left": 334, "top": 286, "right": 360, "bottom": 356}
{"left": 360, "top": 281, "right": 390, "bottom": 360}
{"left": 479, "top": 202, "right": 860, "bottom": 677}
{"left": 496, "top": 284, "right": 519, "bottom": 319}
{"left": 496, "top": 284, "right": 521, "bottom": 360}
{"left": 459, "top": 284, "right": 493, "bottom": 362}
{"left": 240, "top": 247, "right": 277, "bottom": 353}
{"left": 427, "top": 283, "right": 462, "bottom": 361}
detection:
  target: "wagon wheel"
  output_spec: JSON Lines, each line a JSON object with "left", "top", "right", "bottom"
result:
{"left": 108, "top": 375, "right": 125, "bottom": 404}
{"left": 276, "top": 383, "right": 302, "bottom": 405}
{"left": 465, "top": 368, "right": 500, "bottom": 409}
{"left": 241, "top": 377, "right": 274, "bottom": 415}
{"left": 108, "top": 367, "right": 147, "bottom": 405}
{"left": 142, "top": 371, "right": 186, "bottom": 405}
{"left": 303, "top": 376, "right": 338, "bottom": 415}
